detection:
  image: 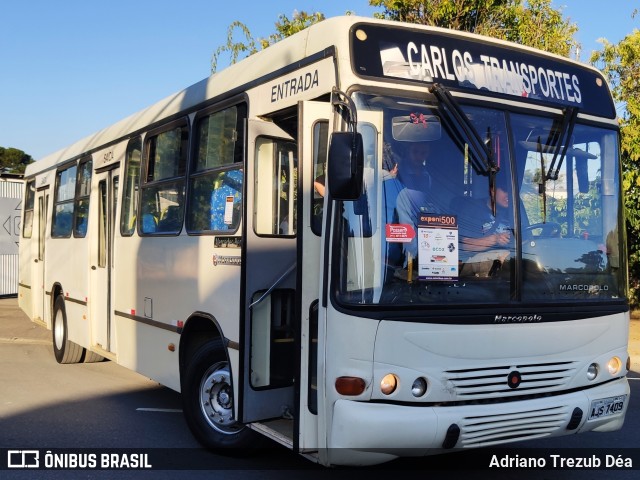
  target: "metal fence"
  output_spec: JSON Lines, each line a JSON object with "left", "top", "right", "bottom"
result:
{"left": 0, "top": 175, "right": 23, "bottom": 297}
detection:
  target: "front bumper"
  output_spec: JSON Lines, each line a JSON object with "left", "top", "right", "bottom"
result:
{"left": 328, "top": 377, "right": 630, "bottom": 466}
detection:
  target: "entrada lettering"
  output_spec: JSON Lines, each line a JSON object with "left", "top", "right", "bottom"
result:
{"left": 271, "top": 70, "right": 319, "bottom": 103}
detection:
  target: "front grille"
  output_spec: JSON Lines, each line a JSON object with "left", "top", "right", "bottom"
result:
{"left": 444, "top": 361, "right": 578, "bottom": 400}
{"left": 459, "top": 405, "right": 570, "bottom": 447}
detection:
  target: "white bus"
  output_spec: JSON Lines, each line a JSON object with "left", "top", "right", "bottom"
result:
{"left": 19, "top": 16, "right": 630, "bottom": 466}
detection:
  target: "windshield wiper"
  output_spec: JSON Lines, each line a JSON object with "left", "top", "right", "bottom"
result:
{"left": 430, "top": 84, "right": 499, "bottom": 176}
{"left": 430, "top": 83, "right": 500, "bottom": 213}
{"left": 537, "top": 137, "right": 547, "bottom": 224}
{"left": 546, "top": 107, "right": 578, "bottom": 181}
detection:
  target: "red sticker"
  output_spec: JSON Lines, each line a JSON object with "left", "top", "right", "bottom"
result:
{"left": 385, "top": 224, "right": 416, "bottom": 243}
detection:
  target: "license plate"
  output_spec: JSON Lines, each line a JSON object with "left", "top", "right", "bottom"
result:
{"left": 587, "top": 395, "right": 626, "bottom": 421}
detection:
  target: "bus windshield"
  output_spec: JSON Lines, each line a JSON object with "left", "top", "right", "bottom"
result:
{"left": 334, "top": 92, "right": 626, "bottom": 308}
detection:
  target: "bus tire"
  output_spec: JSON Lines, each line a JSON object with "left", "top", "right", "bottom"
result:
{"left": 52, "top": 296, "right": 83, "bottom": 364}
{"left": 84, "top": 351, "right": 104, "bottom": 363}
{"left": 182, "top": 339, "right": 258, "bottom": 451}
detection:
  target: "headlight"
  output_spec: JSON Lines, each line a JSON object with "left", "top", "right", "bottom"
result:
{"left": 586, "top": 363, "right": 598, "bottom": 381}
{"left": 380, "top": 374, "right": 398, "bottom": 395}
{"left": 607, "top": 357, "right": 622, "bottom": 376}
{"left": 411, "top": 377, "right": 428, "bottom": 397}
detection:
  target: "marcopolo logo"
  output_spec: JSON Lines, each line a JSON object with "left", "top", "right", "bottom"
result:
{"left": 494, "top": 314, "right": 542, "bottom": 323}
{"left": 7, "top": 450, "right": 39, "bottom": 468}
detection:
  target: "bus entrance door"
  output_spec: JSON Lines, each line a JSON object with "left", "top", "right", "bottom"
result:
{"left": 240, "top": 120, "right": 298, "bottom": 426}
{"left": 297, "top": 100, "right": 332, "bottom": 452}
{"left": 90, "top": 166, "right": 119, "bottom": 353}
{"left": 33, "top": 189, "right": 49, "bottom": 326}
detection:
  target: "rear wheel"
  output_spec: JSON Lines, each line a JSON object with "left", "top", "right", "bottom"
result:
{"left": 52, "top": 296, "right": 83, "bottom": 364}
{"left": 182, "top": 339, "right": 258, "bottom": 450}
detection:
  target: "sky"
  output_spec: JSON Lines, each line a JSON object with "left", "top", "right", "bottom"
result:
{"left": 1, "top": 0, "right": 638, "bottom": 161}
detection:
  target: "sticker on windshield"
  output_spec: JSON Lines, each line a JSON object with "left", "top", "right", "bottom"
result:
{"left": 417, "top": 214, "right": 459, "bottom": 281}
{"left": 385, "top": 223, "right": 416, "bottom": 243}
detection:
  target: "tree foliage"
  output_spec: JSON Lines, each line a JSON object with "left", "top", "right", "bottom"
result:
{"left": 211, "top": 21, "right": 259, "bottom": 74}
{"left": 369, "top": 0, "right": 578, "bottom": 56}
{"left": 370, "top": 0, "right": 509, "bottom": 29}
{"left": 591, "top": 24, "right": 640, "bottom": 305}
{"left": 260, "top": 11, "right": 325, "bottom": 49}
{"left": 0, "top": 146, "right": 33, "bottom": 174}
{"left": 211, "top": 11, "right": 325, "bottom": 73}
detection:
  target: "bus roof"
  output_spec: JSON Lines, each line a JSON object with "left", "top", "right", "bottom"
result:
{"left": 27, "top": 15, "right": 613, "bottom": 176}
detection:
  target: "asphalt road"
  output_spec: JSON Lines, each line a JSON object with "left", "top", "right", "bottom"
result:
{"left": 1, "top": 297, "right": 639, "bottom": 479}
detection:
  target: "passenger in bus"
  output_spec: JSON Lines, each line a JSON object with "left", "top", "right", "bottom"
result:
{"left": 457, "top": 179, "right": 512, "bottom": 277}
{"left": 314, "top": 173, "right": 326, "bottom": 197}
{"left": 158, "top": 205, "right": 182, "bottom": 232}
{"left": 394, "top": 142, "right": 435, "bottom": 273}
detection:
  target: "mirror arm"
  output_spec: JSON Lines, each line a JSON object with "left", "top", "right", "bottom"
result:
{"left": 331, "top": 87, "right": 360, "bottom": 175}
{"left": 331, "top": 87, "right": 358, "bottom": 132}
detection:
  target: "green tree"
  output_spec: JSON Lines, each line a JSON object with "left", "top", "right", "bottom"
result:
{"left": 370, "top": 0, "right": 509, "bottom": 29}
{"left": 211, "top": 21, "right": 259, "bottom": 74}
{"left": 369, "top": 0, "right": 578, "bottom": 56}
{"left": 591, "top": 24, "right": 640, "bottom": 306}
{"left": 0, "top": 146, "right": 33, "bottom": 174}
{"left": 260, "top": 11, "right": 325, "bottom": 49}
{"left": 497, "top": 0, "right": 578, "bottom": 56}
{"left": 211, "top": 11, "right": 325, "bottom": 73}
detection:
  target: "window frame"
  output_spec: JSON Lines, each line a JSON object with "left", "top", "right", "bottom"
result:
{"left": 51, "top": 161, "right": 78, "bottom": 239}
{"left": 253, "top": 136, "right": 298, "bottom": 238}
{"left": 22, "top": 179, "right": 35, "bottom": 239}
{"left": 311, "top": 120, "right": 329, "bottom": 236}
{"left": 138, "top": 118, "right": 189, "bottom": 236}
{"left": 120, "top": 136, "right": 142, "bottom": 237}
{"left": 73, "top": 156, "right": 93, "bottom": 238}
{"left": 186, "top": 102, "right": 247, "bottom": 236}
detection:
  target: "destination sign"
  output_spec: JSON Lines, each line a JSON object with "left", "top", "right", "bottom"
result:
{"left": 351, "top": 24, "right": 615, "bottom": 119}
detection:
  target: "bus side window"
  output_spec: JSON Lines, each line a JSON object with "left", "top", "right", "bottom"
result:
{"left": 254, "top": 137, "right": 297, "bottom": 236}
{"left": 52, "top": 163, "right": 77, "bottom": 238}
{"left": 140, "top": 122, "right": 188, "bottom": 235}
{"left": 73, "top": 156, "right": 92, "bottom": 238}
{"left": 210, "top": 169, "right": 243, "bottom": 231}
{"left": 187, "top": 103, "right": 246, "bottom": 234}
{"left": 120, "top": 137, "right": 142, "bottom": 236}
{"left": 23, "top": 180, "right": 35, "bottom": 238}
{"left": 311, "top": 121, "right": 328, "bottom": 236}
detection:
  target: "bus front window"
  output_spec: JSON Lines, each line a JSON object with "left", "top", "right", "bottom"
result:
{"left": 513, "top": 115, "right": 625, "bottom": 302}
{"left": 336, "top": 93, "right": 514, "bottom": 306}
{"left": 333, "top": 93, "right": 626, "bottom": 309}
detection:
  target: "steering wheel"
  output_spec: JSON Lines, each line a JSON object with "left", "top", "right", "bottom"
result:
{"left": 523, "top": 222, "right": 561, "bottom": 239}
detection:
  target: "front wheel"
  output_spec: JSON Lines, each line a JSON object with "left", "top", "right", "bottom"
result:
{"left": 52, "top": 296, "right": 83, "bottom": 364}
{"left": 182, "top": 339, "right": 258, "bottom": 450}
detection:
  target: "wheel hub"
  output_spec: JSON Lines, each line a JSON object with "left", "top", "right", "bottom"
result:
{"left": 199, "top": 363, "right": 242, "bottom": 434}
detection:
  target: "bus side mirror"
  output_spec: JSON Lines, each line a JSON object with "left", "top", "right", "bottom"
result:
{"left": 327, "top": 132, "right": 363, "bottom": 200}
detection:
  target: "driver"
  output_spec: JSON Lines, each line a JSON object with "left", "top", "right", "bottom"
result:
{"left": 458, "top": 178, "right": 512, "bottom": 276}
